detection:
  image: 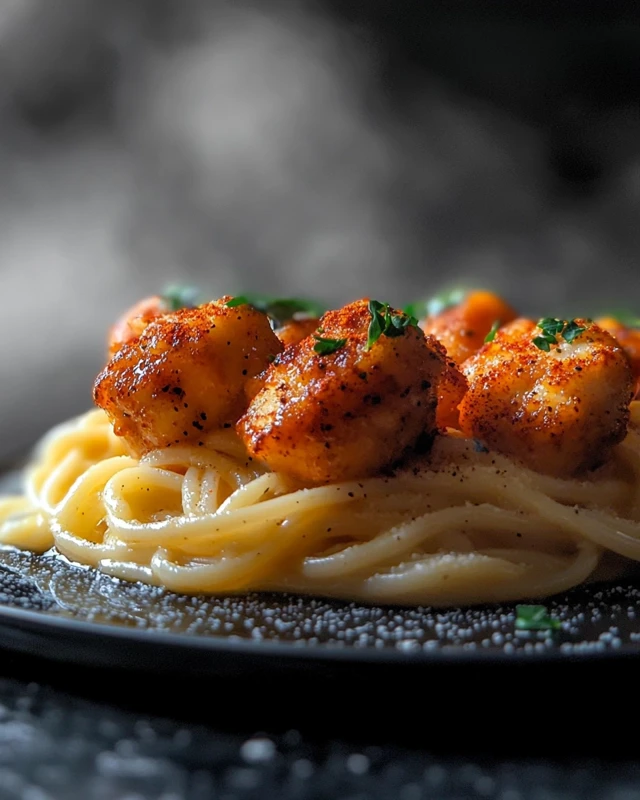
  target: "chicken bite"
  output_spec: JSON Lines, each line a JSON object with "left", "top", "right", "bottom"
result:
{"left": 94, "top": 297, "right": 283, "bottom": 456}
{"left": 107, "top": 286, "right": 201, "bottom": 356}
{"left": 275, "top": 317, "right": 320, "bottom": 349}
{"left": 458, "top": 317, "right": 634, "bottom": 477}
{"left": 420, "top": 290, "right": 517, "bottom": 365}
{"left": 238, "top": 299, "right": 453, "bottom": 484}
{"left": 596, "top": 316, "right": 640, "bottom": 398}
{"left": 436, "top": 361, "right": 468, "bottom": 430}
{"left": 108, "top": 295, "right": 166, "bottom": 356}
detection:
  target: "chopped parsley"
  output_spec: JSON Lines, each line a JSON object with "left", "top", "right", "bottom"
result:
{"left": 313, "top": 335, "right": 347, "bottom": 355}
{"left": 225, "top": 294, "right": 325, "bottom": 324}
{"left": 225, "top": 296, "right": 248, "bottom": 308}
{"left": 366, "top": 300, "right": 419, "bottom": 350}
{"left": 515, "top": 604, "right": 561, "bottom": 631}
{"left": 533, "top": 317, "right": 586, "bottom": 352}
{"left": 484, "top": 319, "right": 501, "bottom": 343}
{"left": 161, "top": 284, "right": 202, "bottom": 311}
{"left": 404, "top": 288, "right": 467, "bottom": 320}
{"left": 562, "top": 319, "right": 586, "bottom": 343}
{"left": 532, "top": 336, "right": 553, "bottom": 352}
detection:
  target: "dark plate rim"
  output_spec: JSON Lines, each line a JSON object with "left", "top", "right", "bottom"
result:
{"left": 0, "top": 599, "right": 639, "bottom": 668}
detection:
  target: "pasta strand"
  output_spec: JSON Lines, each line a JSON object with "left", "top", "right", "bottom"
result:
{"left": 1, "top": 408, "right": 640, "bottom": 606}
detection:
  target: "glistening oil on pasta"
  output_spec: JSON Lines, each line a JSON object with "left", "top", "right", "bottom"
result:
{"left": 1, "top": 290, "right": 640, "bottom": 607}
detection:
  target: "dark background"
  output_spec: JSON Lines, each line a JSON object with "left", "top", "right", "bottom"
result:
{"left": 2, "top": 0, "right": 640, "bottom": 457}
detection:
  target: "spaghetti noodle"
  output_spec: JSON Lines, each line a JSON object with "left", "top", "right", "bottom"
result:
{"left": 1, "top": 404, "right": 639, "bottom": 605}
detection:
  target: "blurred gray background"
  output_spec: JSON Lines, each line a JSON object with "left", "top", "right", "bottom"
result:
{"left": 1, "top": 0, "right": 640, "bottom": 458}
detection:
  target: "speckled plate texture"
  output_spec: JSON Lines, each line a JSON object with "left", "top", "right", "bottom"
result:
{"left": 1, "top": 466, "right": 640, "bottom": 674}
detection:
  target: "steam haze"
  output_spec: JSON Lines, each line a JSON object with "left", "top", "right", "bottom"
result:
{"left": 1, "top": 0, "right": 640, "bottom": 455}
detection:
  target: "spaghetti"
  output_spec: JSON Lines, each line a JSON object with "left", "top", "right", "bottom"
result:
{"left": 1, "top": 404, "right": 639, "bottom": 605}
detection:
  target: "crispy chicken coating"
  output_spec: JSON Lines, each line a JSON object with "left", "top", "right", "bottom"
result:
{"left": 436, "top": 361, "right": 468, "bottom": 430}
{"left": 108, "top": 295, "right": 166, "bottom": 356}
{"left": 238, "top": 299, "right": 453, "bottom": 483}
{"left": 458, "top": 318, "right": 634, "bottom": 477}
{"left": 275, "top": 317, "right": 320, "bottom": 349}
{"left": 596, "top": 317, "right": 640, "bottom": 397}
{"left": 94, "top": 298, "right": 283, "bottom": 456}
{"left": 421, "top": 290, "right": 517, "bottom": 365}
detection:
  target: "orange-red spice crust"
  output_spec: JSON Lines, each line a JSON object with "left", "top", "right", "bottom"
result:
{"left": 459, "top": 318, "right": 634, "bottom": 477}
{"left": 95, "top": 297, "right": 282, "bottom": 456}
{"left": 239, "top": 299, "right": 457, "bottom": 483}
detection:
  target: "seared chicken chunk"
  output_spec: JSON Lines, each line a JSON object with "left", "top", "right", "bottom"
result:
{"left": 239, "top": 299, "right": 454, "bottom": 483}
{"left": 419, "top": 290, "right": 511, "bottom": 429}
{"left": 108, "top": 295, "right": 166, "bottom": 356}
{"left": 436, "top": 362, "right": 468, "bottom": 430}
{"left": 275, "top": 317, "right": 320, "bottom": 349}
{"left": 421, "top": 290, "right": 517, "bottom": 365}
{"left": 596, "top": 316, "right": 640, "bottom": 397}
{"left": 458, "top": 318, "right": 634, "bottom": 477}
{"left": 95, "top": 298, "right": 282, "bottom": 456}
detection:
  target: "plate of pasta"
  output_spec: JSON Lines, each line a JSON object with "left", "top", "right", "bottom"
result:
{"left": 1, "top": 286, "right": 640, "bottom": 671}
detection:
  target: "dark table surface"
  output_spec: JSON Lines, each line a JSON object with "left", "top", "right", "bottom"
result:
{"left": 1, "top": 646, "right": 639, "bottom": 800}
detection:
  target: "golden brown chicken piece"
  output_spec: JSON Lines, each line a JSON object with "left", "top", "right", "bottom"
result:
{"left": 421, "top": 290, "right": 517, "bottom": 365}
{"left": 596, "top": 317, "right": 640, "bottom": 398}
{"left": 94, "top": 298, "right": 283, "bottom": 456}
{"left": 275, "top": 317, "right": 321, "bottom": 349}
{"left": 436, "top": 361, "right": 468, "bottom": 430}
{"left": 108, "top": 287, "right": 202, "bottom": 356}
{"left": 239, "top": 299, "right": 455, "bottom": 484}
{"left": 108, "top": 295, "right": 166, "bottom": 356}
{"left": 458, "top": 317, "right": 634, "bottom": 477}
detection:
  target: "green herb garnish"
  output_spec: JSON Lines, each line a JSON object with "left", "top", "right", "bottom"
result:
{"left": 367, "top": 301, "right": 385, "bottom": 349}
{"left": 515, "top": 604, "right": 561, "bottom": 631}
{"left": 313, "top": 335, "right": 347, "bottom": 355}
{"left": 562, "top": 319, "right": 586, "bottom": 343}
{"left": 225, "top": 296, "right": 248, "bottom": 308}
{"left": 404, "top": 288, "right": 467, "bottom": 321}
{"left": 532, "top": 336, "right": 552, "bottom": 352}
{"left": 225, "top": 294, "right": 325, "bottom": 324}
{"left": 161, "top": 284, "right": 202, "bottom": 312}
{"left": 533, "top": 317, "right": 586, "bottom": 352}
{"left": 366, "top": 300, "right": 419, "bottom": 350}
{"left": 484, "top": 319, "right": 501, "bottom": 343}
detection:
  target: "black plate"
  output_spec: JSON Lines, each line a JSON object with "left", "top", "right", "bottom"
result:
{"left": 1, "top": 467, "right": 640, "bottom": 676}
